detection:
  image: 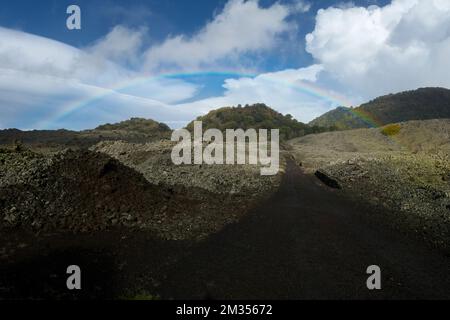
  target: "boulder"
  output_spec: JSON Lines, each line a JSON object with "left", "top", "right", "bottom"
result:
{"left": 315, "top": 170, "right": 342, "bottom": 189}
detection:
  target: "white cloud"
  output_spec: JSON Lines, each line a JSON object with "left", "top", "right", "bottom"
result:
{"left": 116, "top": 77, "right": 199, "bottom": 104}
{"left": 306, "top": 0, "right": 450, "bottom": 98}
{"left": 143, "top": 0, "right": 291, "bottom": 71}
{"left": 87, "top": 25, "right": 146, "bottom": 66}
{"left": 257, "top": 64, "right": 324, "bottom": 83}
{"left": 0, "top": 26, "right": 200, "bottom": 130}
{"left": 0, "top": 27, "right": 82, "bottom": 78}
{"left": 174, "top": 65, "right": 335, "bottom": 123}
{"left": 0, "top": 26, "right": 137, "bottom": 87}
{"left": 0, "top": 67, "right": 197, "bottom": 130}
{"left": 292, "top": 0, "right": 312, "bottom": 13}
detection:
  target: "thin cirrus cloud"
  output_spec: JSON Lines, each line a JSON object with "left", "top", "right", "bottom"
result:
{"left": 0, "top": 0, "right": 450, "bottom": 130}
{"left": 0, "top": 26, "right": 199, "bottom": 129}
{"left": 0, "top": 65, "right": 197, "bottom": 130}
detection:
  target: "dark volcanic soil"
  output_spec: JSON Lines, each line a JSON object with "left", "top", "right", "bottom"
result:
{"left": 0, "top": 149, "right": 256, "bottom": 240}
{"left": 157, "top": 159, "right": 450, "bottom": 299}
{"left": 1, "top": 159, "right": 450, "bottom": 299}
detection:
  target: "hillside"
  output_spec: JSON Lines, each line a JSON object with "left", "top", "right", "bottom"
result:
{"left": 290, "top": 119, "right": 450, "bottom": 170}
{"left": 94, "top": 117, "right": 171, "bottom": 135}
{"left": 0, "top": 118, "right": 172, "bottom": 152}
{"left": 289, "top": 119, "right": 450, "bottom": 249}
{"left": 309, "top": 87, "right": 450, "bottom": 130}
{"left": 308, "top": 107, "right": 369, "bottom": 130}
{"left": 186, "top": 103, "right": 327, "bottom": 140}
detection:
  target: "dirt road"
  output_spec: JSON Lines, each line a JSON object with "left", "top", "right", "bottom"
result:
{"left": 158, "top": 159, "right": 450, "bottom": 299}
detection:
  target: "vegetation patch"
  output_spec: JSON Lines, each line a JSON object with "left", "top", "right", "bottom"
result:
{"left": 186, "top": 103, "right": 329, "bottom": 140}
{"left": 95, "top": 117, "right": 171, "bottom": 134}
{"left": 381, "top": 124, "right": 401, "bottom": 136}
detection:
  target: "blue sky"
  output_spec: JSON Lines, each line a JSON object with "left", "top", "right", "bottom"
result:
{"left": 0, "top": 0, "right": 449, "bottom": 129}
{"left": 0, "top": 0, "right": 388, "bottom": 67}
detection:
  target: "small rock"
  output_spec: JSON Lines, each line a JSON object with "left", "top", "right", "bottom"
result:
{"left": 315, "top": 170, "right": 342, "bottom": 189}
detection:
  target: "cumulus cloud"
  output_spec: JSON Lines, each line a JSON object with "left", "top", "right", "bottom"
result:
{"left": 174, "top": 65, "right": 335, "bottom": 123}
{"left": 87, "top": 25, "right": 146, "bottom": 67}
{"left": 306, "top": 0, "right": 450, "bottom": 98}
{"left": 143, "top": 0, "right": 291, "bottom": 71}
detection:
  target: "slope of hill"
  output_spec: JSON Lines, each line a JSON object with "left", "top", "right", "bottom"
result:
{"left": 308, "top": 107, "right": 366, "bottom": 130}
{"left": 290, "top": 119, "right": 450, "bottom": 170}
{"left": 186, "top": 103, "right": 326, "bottom": 140}
{"left": 94, "top": 117, "right": 171, "bottom": 135}
{"left": 289, "top": 119, "right": 450, "bottom": 250}
{"left": 309, "top": 87, "right": 450, "bottom": 130}
{"left": 0, "top": 118, "right": 172, "bottom": 152}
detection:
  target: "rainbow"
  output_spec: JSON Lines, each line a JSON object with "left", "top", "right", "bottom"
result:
{"left": 333, "top": 104, "right": 406, "bottom": 149}
{"left": 34, "top": 70, "right": 357, "bottom": 130}
{"left": 34, "top": 70, "right": 406, "bottom": 150}
{"left": 343, "top": 107, "right": 385, "bottom": 129}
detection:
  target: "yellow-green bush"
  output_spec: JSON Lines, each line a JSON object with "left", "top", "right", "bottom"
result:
{"left": 381, "top": 124, "right": 401, "bottom": 136}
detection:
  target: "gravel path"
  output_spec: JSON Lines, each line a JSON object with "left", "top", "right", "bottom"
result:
{"left": 158, "top": 159, "right": 450, "bottom": 299}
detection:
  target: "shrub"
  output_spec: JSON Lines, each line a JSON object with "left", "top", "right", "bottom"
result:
{"left": 381, "top": 124, "right": 401, "bottom": 136}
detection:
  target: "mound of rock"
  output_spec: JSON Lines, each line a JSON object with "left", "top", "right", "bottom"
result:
{"left": 1, "top": 147, "right": 276, "bottom": 240}
{"left": 1, "top": 149, "right": 168, "bottom": 232}
{"left": 91, "top": 140, "right": 281, "bottom": 197}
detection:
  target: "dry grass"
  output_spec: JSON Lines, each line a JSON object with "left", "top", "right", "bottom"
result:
{"left": 288, "top": 119, "right": 450, "bottom": 172}
{"left": 288, "top": 119, "right": 450, "bottom": 250}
